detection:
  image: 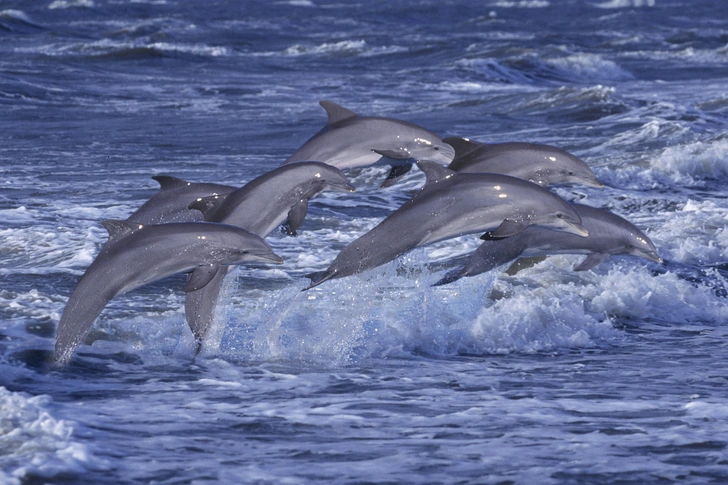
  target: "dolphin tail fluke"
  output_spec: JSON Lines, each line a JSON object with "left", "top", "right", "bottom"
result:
{"left": 381, "top": 164, "right": 412, "bottom": 188}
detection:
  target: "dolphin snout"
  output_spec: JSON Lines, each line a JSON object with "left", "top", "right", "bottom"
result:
{"left": 562, "top": 221, "right": 589, "bottom": 238}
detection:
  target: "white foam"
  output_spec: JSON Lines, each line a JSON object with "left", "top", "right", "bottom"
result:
{"left": 595, "top": 0, "right": 655, "bottom": 8}
{"left": 652, "top": 199, "right": 728, "bottom": 266}
{"left": 651, "top": 139, "right": 728, "bottom": 184}
{"left": 545, "top": 53, "right": 632, "bottom": 82}
{"left": 47, "top": 0, "right": 94, "bottom": 9}
{"left": 0, "top": 387, "right": 100, "bottom": 483}
{"left": 492, "top": 0, "right": 550, "bottom": 6}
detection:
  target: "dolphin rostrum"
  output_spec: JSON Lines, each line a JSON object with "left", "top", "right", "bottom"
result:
{"left": 305, "top": 161, "right": 589, "bottom": 289}
{"left": 127, "top": 175, "right": 236, "bottom": 225}
{"left": 185, "top": 162, "right": 355, "bottom": 347}
{"left": 54, "top": 221, "right": 283, "bottom": 364}
{"left": 444, "top": 137, "right": 604, "bottom": 188}
{"left": 284, "top": 100, "right": 455, "bottom": 186}
{"left": 434, "top": 204, "right": 662, "bottom": 286}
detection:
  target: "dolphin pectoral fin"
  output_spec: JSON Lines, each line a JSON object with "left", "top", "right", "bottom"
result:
{"left": 320, "top": 100, "right": 358, "bottom": 125}
{"left": 486, "top": 219, "right": 529, "bottom": 239}
{"left": 188, "top": 195, "right": 224, "bottom": 219}
{"left": 416, "top": 161, "right": 457, "bottom": 186}
{"left": 183, "top": 264, "right": 220, "bottom": 292}
{"left": 100, "top": 219, "right": 144, "bottom": 244}
{"left": 185, "top": 267, "right": 229, "bottom": 344}
{"left": 432, "top": 268, "right": 465, "bottom": 286}
{"left": 372, "top": 148, "right": 411, "bottom": 160}
{"left": 304, "top": 270, "right": 336, "bottom": 290}
{"left": 574, "top": 253, "right": 609, "bottom": 271}
{"left": 381, "top": 164, "right": 413, "bottom": 188}
{"left": 505, "top": 256, "right": 548, "bottom": 275}
{"left": 152, "top": 175, "right": 189, "bottom": 190}
{"left": 442, "top": 137, "right": 481, "bottom": 160}
{"left": 282, "top": 199, "right": 309, "bottom": 237}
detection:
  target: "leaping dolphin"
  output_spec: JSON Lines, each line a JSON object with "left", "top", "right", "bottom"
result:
{"left": 54, "top": 221, "right": 282, "bottom": 364}
{"left": 127, "top": 175, "right": 236, "bottom": 225}
{"left": 185, "top": 162, "right": 355, "bottom": 347}
{"left": 434, "top": 204, "right": 662, "bottom": 286}
{"left": 305, "top": 161, "right": 589, "bottom": 289}
{"left": 444, "top": 137, "right": 604, "bottom": 188}
{"left": 283, "top": 100, "right": 455, "bottom": 186}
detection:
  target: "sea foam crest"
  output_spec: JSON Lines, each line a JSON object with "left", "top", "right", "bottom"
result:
{"left": 0, "top": 388, "right": 99, "bottom": 484}
{"left": 651, "top": 139, "right": 728, "bottom": 183}
{"left": 47, "top": 0, "right": 94, "bottom": 9}
{"left": 653, "top": 199, "right": 728, "bottom": 266}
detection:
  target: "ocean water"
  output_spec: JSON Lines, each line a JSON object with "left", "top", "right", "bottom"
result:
{"left": 1, "top": 0, "right": 727, "bottom": 483}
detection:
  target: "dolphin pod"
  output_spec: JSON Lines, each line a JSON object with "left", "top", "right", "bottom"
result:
{"left": 55, "top": 99, "right": 662, "bottom": 363}
{"left": 184, "top": 162, "right": 355, "bottom": 348}
{"left": 283, "top": 101, "right": 455, "bottom": 186}
{"left": 305, "top": 162, "right": 589, "bottom": 289}
{"left": 54, "top": 221, "right": 282, "bottom": 364}
{"left": 434, "top": 204, "right": 663, "bottom": 286}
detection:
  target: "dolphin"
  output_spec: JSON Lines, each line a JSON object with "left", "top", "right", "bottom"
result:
{"left": 284, "top": 100, "right": 455, "bottom": 186}
{"left": 305, "top": 161, "right": 589, "bottom": 289}
{"left": 444, "top": 137, "right": 604, "bottom": 188}
{"left": 127, "top": 175, "right": 236, "bottom": 225}
{"left": 185, "top": 162, "right": 355, "bottom": 346}
{"left": 434, "top": 204, "right": 662, "bottom": 286}
{"left": 54, "top": 221, "right": 283, "bottom": 364}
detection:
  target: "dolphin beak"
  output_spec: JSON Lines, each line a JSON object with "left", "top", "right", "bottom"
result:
{"left": 563, "top": 221, "right": 590, "bottom": 238}
{"left": 250, "top": 251, "right": 284, "bottom": 264}
{"left": 576, "top": 173, "right": 605, "bottom": 188}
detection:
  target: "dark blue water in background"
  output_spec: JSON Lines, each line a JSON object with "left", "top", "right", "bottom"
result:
{"left": 1, "top": 1, "right": 727, "bottom": 483}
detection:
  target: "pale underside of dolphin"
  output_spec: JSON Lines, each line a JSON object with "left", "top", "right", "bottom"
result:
{"left": 444, "top": 137, "right": 604, "bottom": 188}
{"left": 184, "top": 161, "right": 355, "bottom": 348}
{"left": 305, "top": 161, "right": 589, "bottom": 290}
{"left": 434, "top": 203, "right": 662, "bottom": 286}
{"left": 127, "top": 175, "right": 236, "bottom": 225}
{"left": 54, "top": 221, "right": 282, "bottom": 364}
{"left": 283, "top": 100, "right": 455, "bottom": 186}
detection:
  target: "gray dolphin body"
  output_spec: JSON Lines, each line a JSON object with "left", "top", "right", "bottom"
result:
{"left": 435, "top": 204, "right": 662, "bottom": 286}
{"left": 127, "top": 175, "right": 236, "bottom": 225}
{"left": 305, "top": 161, "right": 589, "bottom": 289}
{"left": 284, "top": 101, "right": 455, "bottom": 186}
{"left": 54, "top": 221, "right": 282, "bottom": 364}
{"left": 444, "top": 137, "right": 604, "bottom": 188}
{"left": 185, "top": 162, "right": 355, "bottom": 346}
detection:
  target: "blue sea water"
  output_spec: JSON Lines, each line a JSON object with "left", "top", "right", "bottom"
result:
{"left": 1, "top": 0, "right": 727, "bottom": 483}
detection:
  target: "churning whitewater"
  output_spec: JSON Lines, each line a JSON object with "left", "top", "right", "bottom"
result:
{"left": 1, "top": 1, "right": 727, "bottom": 484}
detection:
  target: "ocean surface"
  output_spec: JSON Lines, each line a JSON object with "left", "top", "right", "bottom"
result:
{"left": 1, "top": 0, "right": 727, "bottom": 483}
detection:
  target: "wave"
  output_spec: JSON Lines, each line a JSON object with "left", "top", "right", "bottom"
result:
{"left": 19, "top": 39, "right": 229, "bottom": 59}
{"left": 47, "top": 0, "right": 95, "bottom": 9}
{"left": 278, "top": 39, "right": 408, "bottom": 58}
{"left": 458, "top": 53, "right": 632, "bottom": 87}
{"left": 595, "top": 0, "right": 655, "bottom": 7}
{"left": 0, "top": 387, "right": 101, "bottom": 485}
{"left": 0, "top": 9, "right": 45, "bottom": 34}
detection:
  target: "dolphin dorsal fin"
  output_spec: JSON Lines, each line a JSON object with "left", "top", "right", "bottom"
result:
{"left": 188, "top": 195, "right": 224, "bottom": 219}
{"left": 320, "top": 100, "right": 357, "bottom": 125}
{"left": 442, "top": 137, "right": 481, "bottom": 158}
{"left": 417, "top": 161, "right": 456, "bottom": 186}
{"left": 100, "top": 219, "right": 144, "bottom": 243}
{"left": 152, "top": 175, "right": 189, "bottom": 190}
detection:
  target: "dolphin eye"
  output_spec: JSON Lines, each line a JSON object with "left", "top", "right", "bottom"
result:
{"left": 433, "top": 146, "right": 440, "bottom": 151}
